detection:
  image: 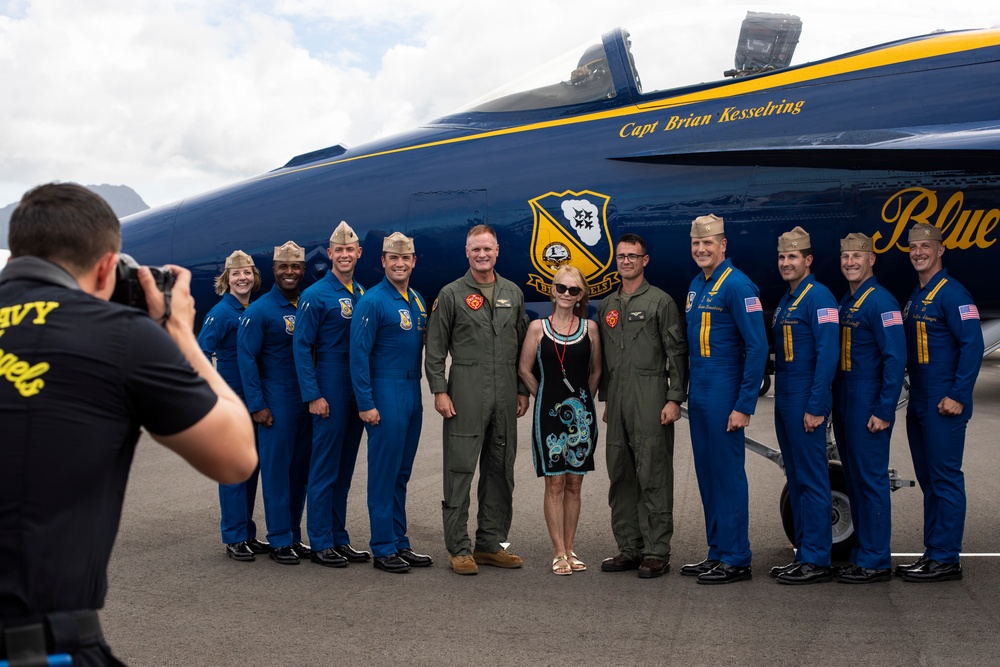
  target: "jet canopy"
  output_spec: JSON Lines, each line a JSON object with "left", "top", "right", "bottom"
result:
{"left": 459, "top": 7, "right": 979, "bottom": 114}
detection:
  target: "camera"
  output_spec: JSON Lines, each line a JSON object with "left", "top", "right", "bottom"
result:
{"left": 110, "top": 253, "right": 175, "bottom": 313}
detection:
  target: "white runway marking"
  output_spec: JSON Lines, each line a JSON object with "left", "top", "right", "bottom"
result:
{"left": 893, "top": 552, "right": 1000, "bottom": 557}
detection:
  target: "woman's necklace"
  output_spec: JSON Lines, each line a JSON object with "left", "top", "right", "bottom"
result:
{"left": 549, "top": 315, "right": 576, "bottom": 392}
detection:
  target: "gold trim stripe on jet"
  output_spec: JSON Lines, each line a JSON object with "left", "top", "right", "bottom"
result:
{"left": 840, "top": 327, "right": 852, "bottom": 371}
{"left": 248, "top": 30, "right": 1000, "bottom": 185}
{"left": 916, "top": 320, "right": 929, "bottom": 364}
{"left": 701, "top": 311, "right": 712, "bottom": 357}
{"left": 783, "top": 324, "right": 794, "bottom": 362}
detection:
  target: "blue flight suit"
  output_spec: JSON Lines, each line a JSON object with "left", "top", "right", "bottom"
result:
{"left": 832, "top": 276, "right": 906, "bottom": 569}
{"left": 903, "top": 269, "right": 983, "bottom": 564}
{"left": 772, "top": 274, "right": 839, "bottom": 567}
{"left": 686, "top": 258, "right": 768, "bottom": 568}
{"left": 198, "top": 292, "right": 260, "bottom": 545}
{"left": 237, "top": 284, "right": 311, "bottom": 549}
{"left": 293, "top": 272, "right": 366, "bottom": 552}
{"left": 350, "top": 277, "right": 427, "bottom": 559}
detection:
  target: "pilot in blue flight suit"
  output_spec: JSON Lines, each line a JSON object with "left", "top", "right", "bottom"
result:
{"left": 350, "top": 232, "right": 433, "bottom": 574}
{"left": 898, "top": 223, "right": 983, "bottom": 583}
{"left": 682, "top": 214, "right": 768, "bottom": 585}
{"left": 832, "top": 232, "right": 906, "bottom": 584}
{"left": 769, "top": 227, "right": 840, "bottom": 585}
{"left": 198, "top": 249, "right": 268, "bottom": 562}
{"left": 238, "top": 241, "right": 312, "bottom": 565}
{"left": 293, "top": 221, "right": 370, "bottom": 568}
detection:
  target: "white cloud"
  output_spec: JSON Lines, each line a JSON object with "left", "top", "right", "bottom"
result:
{"left": 0, "top": 0, "right": 996, "bottom": 212}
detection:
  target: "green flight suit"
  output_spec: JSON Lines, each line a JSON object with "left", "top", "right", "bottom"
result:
{"left": 425, "top": 269, "right": 528, "bottom": 555}
{"left": 598, "top": 280, "right": 689, "bottom": 560}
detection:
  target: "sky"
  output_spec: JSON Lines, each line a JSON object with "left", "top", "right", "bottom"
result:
{"left": 1, "top": 0, "right": 997, "bottom": 211}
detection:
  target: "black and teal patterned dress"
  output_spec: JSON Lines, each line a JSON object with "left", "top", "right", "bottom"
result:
{"left": 531, "top": 317, "right": 597, "bottom": 477}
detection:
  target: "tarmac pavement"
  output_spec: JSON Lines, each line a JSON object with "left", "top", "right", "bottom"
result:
{"left": 102, "top": 354, "right": 1000, "bottom": 666}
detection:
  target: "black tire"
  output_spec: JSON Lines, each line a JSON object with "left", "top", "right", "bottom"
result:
{"left": 778, "top": 462, "right": 856, "bottom": 562}
{"left": 758, "top": 373, "right": 771, "bottom": 396}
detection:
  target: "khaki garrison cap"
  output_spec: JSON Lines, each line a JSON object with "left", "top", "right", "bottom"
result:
{"left": 224, "top": 249, "right": 255, "bottom": 269}
{"left": 908, "top": 223, "right": 943, "bottom": 243}
{"left": 330, "top": 221, "right": 359, "bottom": 245}
{"left": 840, "top": 233, "right": 873, "bottom": 252}
{"left": 383, "top": 232, "right": 415, "bottom": 254}
{"left": 777, "top": 226, "right": 810, "bottom": 252}
{"left": 691, "top": 214, "right": 724, "bottom": 238}
{"left": 273, "top": 240, "right": 305, "bottom": 262}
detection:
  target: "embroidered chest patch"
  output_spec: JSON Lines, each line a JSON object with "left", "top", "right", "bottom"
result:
{"left": 605, "top": 309, "right": 619, "bottom": 328}
{"left": 466, "top": 294, "right": 484, "bottom": 310}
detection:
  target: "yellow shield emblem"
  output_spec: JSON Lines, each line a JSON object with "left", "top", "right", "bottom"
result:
{"left": 527, "top": 189, "right": 619, "bottom": 297}
{"left": 399, "top": 309, "right": 412, "bottom": 330}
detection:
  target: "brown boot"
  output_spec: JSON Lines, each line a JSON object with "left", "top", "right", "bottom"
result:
{"left": 449, "top": 553, "right": 479, "bottom": 575}
{"left": 472, "top": 548, "right": 523, "bottom": 569}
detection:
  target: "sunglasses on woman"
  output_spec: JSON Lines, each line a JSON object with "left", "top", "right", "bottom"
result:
{"left": 553, "top": 283, "right": 583, "bottom": 296}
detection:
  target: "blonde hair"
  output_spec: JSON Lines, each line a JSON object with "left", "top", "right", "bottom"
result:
{"left": 551, "top": 265, "right": 589, "bottom": 318}
{"left": 214, "top": 264, "right": 263, "bottom": 296}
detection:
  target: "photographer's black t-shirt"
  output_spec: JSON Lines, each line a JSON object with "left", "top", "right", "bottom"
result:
{"left": 0, "top": 270, "right": 217, "bottom": 617}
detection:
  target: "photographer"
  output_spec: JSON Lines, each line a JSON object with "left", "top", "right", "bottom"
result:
{"left": 0, "top": 183, "right": 256, "bottom": 666}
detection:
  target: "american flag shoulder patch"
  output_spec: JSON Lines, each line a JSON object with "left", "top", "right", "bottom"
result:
{"left": 881, "top": 311, "right": 903, "bottom": 327}
{"left": 959, "top": 304, "right": 980, "bottom": 321}
{"left": 816, "top": 307, "right": 839, "bottom": 324}
{"left": 744, "top": 297, "right": 762, "bottom": 313}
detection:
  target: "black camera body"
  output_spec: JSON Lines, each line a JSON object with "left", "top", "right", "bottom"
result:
{"left": 110, "top": 253, "right": 174, "bottom": 312}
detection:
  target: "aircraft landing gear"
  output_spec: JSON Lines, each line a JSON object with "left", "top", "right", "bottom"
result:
{"left": 779, "top": 462, "right": 854, "bottom": 562}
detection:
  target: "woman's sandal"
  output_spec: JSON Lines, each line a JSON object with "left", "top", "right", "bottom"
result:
{"left": 567, "top": 552, "right": 587, "bottom": 572}
{"left": 551, "top": 555, "right": 572, "bottom": 575}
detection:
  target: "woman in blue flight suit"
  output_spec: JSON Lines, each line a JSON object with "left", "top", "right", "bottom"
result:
{"left": 198, "top": 249, "right": 266, "bottom": 561}
{"left": 350, "top": 232, "right": 431, "bottom": 574}
{"left": 832, "top": 233, "right": 906, "bottom": 584}
{"left": 237, "top": 241, "right": 312, "bottom": 565}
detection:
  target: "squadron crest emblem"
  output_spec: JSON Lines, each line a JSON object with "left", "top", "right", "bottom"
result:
{"left": 605, "top": 309, "right": 619, "bottom": 328}
{"left": 466, "top": 294, "right": 484, "bottom": 311}
{"left": 283, "top": 315, "right": 295, "bottom": 335}
{"left": 339, "top": 298, "right": 353, "bottom": 319}
{"left": 527, "top": 189, "right": 618, "bottom": 297}
{"left": 399, "top": 309, "right": 412, "bottom": 330}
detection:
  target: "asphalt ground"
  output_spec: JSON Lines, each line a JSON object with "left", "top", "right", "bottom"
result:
{"left": 103, "top": 353, "right": 1000, "bottom": 666}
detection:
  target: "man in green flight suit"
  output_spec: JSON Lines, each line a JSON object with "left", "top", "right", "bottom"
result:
{"left": 425, "top": 224, "right": 530, "bottom": 575}
{"left": 598, "top": 233, "right": 689, "bottom": 578}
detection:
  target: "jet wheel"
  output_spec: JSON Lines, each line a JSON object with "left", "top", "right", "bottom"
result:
{"left": 778, "top": 462, "right": 855, "bottom": 562}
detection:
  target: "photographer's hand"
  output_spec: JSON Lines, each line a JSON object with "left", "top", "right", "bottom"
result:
{"left": 139, "top": 264, "right": 194, "bottom": 332}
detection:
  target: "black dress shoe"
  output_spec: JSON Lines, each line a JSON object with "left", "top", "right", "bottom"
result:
{"left": 292, "top": 541, "right": 312, "bottom": 558}
{"left": 697, "top": 562, "right": 752, "bottom": 585}
{"left": 680, "top": 558, "right": 721, "bottom": 577}
{"left": 894, "top": 555, "right": 930, "bottom": 577}
{"left": 638, "top": 558, "right": 670, "bottom": 579}
{"left": 836, "top": 564, "right": 891, "bottom": 583}
{"left": 373, "top": 554, "right": 410, "bottom": 573}
{"left": 769, "top": 560, "right": 800, "bottom": 579}
{"left": 269, "top": 545, "right": 300, "bottom": 565}
{"left": 334, "top": 544, "right": 371, "bottom": 563}
{"left": 310, "top": 547, "right": 348, "bottom": 568}
{"left": 225, "top": 541, "right": 255, "bottom": 562}
{"left": 776, "top": 562, "right": 833, "bottom": 585}
{"left": 246, "top": 538, "right": 271, "bottom": 555}
{"left": 902, "top": 560, "right": 962, "bottom": 583}
{"left": 398, "top": 548, "right": 433, "bottom": 567}
{"left": 601, "top": 553, "right": 643, "bottom": 572}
